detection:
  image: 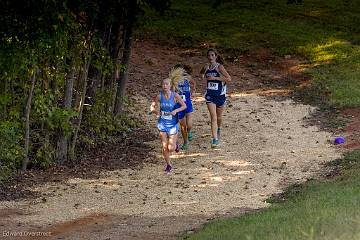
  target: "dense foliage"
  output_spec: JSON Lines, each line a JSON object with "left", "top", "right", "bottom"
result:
{"left": 0, "top": 0, "right": 170, "bottom": 180}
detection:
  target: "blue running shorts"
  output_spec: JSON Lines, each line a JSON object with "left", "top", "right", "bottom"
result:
{"left": 205, "top": 94, "right": 226, "bottom": 107}
{"left": 157, "top": 122, "right": 179, "bottom": 135}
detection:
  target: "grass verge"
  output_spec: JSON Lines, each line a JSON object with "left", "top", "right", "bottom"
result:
{"left": 139, "top": 0, "right": 360, "bottom": 108}
{"left": 182, "top": 150, "right": 360, "bottom": 240}
{"left": 138, "top": 1, "right": 360, "bottom": 239}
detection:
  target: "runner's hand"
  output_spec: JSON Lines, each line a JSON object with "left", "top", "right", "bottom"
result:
{"left": 149, "top": 111, "right": 160, "bottom": 119}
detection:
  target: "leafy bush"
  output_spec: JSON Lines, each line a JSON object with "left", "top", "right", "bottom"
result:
{"left": 0, "top": 121, "right": 23, "bottom": 181}
{"left": 81, "top": 91, "right": 139, "bottom": 146}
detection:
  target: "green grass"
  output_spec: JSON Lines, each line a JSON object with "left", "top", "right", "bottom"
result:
{"left": 139, "top": 0, "right": 360, "bottom": 108}
{"left": 140, "top": 1, "right": 360, "bottom": 239}
{"left": 182, "top": 150, "right": 360, "bottom": 240}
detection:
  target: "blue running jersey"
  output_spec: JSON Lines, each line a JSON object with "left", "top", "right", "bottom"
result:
{"left": 177, "top": 79, "right": 191, "bottom": 102}
{"left": 205, "top": 63, "right": 226, "bottom": 96}
{"left": 158, "top": 91, "right": 178, "bottom": 130}
{"left": 176, "top": 78, "right": 194, "bottom": 119}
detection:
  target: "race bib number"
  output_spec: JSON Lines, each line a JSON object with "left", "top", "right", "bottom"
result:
{"left": 161, "top": 111, "right": 173, "bottom": 120}
{"left": 207, "top": 82, "right": 219, "bottom": 90}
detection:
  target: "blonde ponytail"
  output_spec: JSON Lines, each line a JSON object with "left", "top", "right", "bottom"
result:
{"left": 169, "top": 67, "right": 185, "bottom": 91}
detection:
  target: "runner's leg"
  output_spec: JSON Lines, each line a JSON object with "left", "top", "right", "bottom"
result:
{"left": 160, "top": 132, "right": 170, "bottom": 166}
{"left": 216, "top": 106, "right": 224, "bottom": 139}
{"left": 207, "top": 102, "right": 218, "bottom": 140}
{"left": 186, "top": 113, "right": 193, "bottom": 141}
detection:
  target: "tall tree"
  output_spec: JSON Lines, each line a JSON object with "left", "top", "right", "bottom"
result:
{"left": 0, "top": 0, "right": 172, "bottom": 176}
{"left": 69, "top": 54, "right": 92, "bottom": 159}
{"left": 114, "top": 0, "right": 137, "bottom": 115}
{"left": 113, "top": 0, "right": 171, "bottom": 115}
{"left": 22, "top": 69, "right": 37, "bottom": 170}
{"left": 56, "top": 65, "right": 76, "bottom": 163}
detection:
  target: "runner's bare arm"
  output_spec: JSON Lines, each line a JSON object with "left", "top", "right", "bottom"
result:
{"left": 171, "top": 93, "right": 187, "bottom": 116}
{"left": 217, "top": 65, "right": 231, "bottom": 83}
{"left": 188, "top": 75, "right": 197, "bottom": 97}
{"left": 150, "top": 94, "right": 160, "bottom": 116}
{"left": 200, "top": 65, "right": 207, "bottom": 82}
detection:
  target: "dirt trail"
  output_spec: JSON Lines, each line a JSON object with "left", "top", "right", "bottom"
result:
{"left": 0, "top": 41, "right": 342, "bottom": 240}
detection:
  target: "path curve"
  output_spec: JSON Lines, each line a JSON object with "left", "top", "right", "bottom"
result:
{"left": 0, "top": 41, "right": 342, "bottom": 240}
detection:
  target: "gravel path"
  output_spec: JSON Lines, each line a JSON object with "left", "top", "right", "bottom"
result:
{"left": 0, "top": 92, "right": 341, "bottom": 239}
{"left": 0, "top": 40, "right": 343, "bottom": 239}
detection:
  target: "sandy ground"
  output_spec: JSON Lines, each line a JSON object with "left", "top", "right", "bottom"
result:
{"left": 0, "top": 41, "right": 343, "bottom": 240}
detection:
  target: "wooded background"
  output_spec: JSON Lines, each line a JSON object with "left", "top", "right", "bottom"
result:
{"left": 0, "top": 0, "right": 170, "bottom": 180}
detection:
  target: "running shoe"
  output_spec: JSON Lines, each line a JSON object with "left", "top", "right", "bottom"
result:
{"left": 180, "top": 143, "right": 189, "bottom": 151}
{"left": 165, "top": 164, "right": 172, "bottom": 173}
{"left": 188, "top": 131, "right": 193, "bottom": 141}
{"left": 175, "top": 142, "right": 180, "bottom": 152}
{"left": 211, "top": 138, "right": 219, "bottom": 148}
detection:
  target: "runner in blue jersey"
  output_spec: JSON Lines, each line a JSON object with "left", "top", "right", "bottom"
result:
{"left": 172, "top": 64, "right": 196, "bottom": 151}
{"left": 202, "top": 49, "right": 231, "bottom": 148}
{"left": 150, "top": 78, "right": 186, "bottom": 173}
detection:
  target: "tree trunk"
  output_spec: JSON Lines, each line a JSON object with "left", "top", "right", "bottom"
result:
{"left": 113, "top": 0, "right": 136, "bottom": 115}
{"left": 113, "top": 25, "right": 133, "bottom": 115}
{"left": 74, "top": 68, "right": 83, "bottom": 112}
{"left": 69, "top": 56, "right": 91, "bottom": 159}
{"left": 22, "top": 70, "right": 37, "bottom": 170}
{"left": 56, "top": 65, "right": 76, "bottom": 163}
{"left": 2, "top": 79, "right": 7, "bottom": 118}
{"left": 110, "top": 76, "right": 117, "bottom": 113}
{"left": 109, "top": 22, "right": 125, "bottom": 113}
{"left": 51, "top": 62, "right": 59, "bottom": 104}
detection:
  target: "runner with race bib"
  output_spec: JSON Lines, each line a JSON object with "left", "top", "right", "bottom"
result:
{"left": 202, "top": 49, "right": 231, "bottom": 148}
{"left": 170, "top": 64, "right": 196, "bottom": 151}
{"left": 150, "top": 78, "right": 187, "bottom": 173}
